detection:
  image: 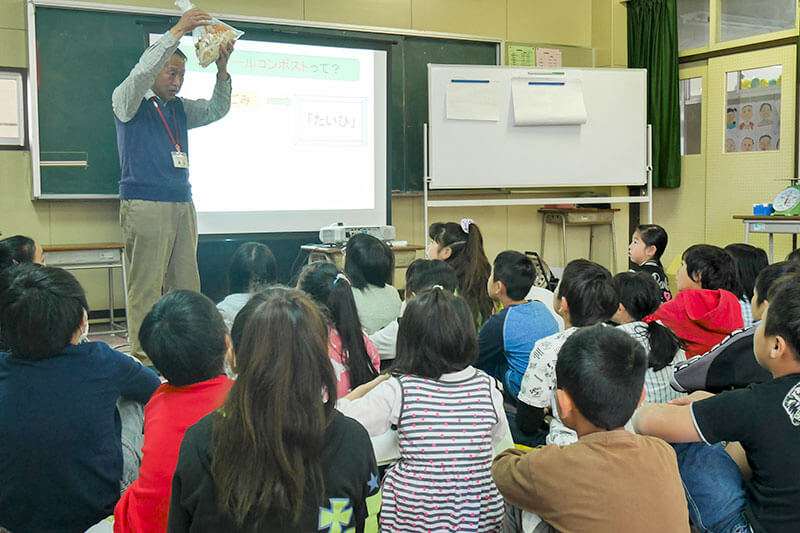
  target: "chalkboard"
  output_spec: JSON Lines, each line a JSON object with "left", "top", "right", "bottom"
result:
{"left": 428, "top": 65, "right": 648, "bottom": 189}
{"left": 33, "top": 6, "right": 498, "bottom": 196}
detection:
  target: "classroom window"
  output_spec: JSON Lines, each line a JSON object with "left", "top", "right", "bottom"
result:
{"left": 724, "top": 65, "right": 782, "bottom": 153}
{"left": 678, "top": 0, "right": 709, "bottom": 51}
{"left": 719, "top": 0, "right": 796, "bottom": 44}
{"left": 0, "top": 69, "right": 27, "bottom": 149}
{"left": 680, "top": 77, "right": 703, "bottom": 155}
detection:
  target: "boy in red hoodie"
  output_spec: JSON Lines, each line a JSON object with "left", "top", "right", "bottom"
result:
{"left": 114, "top": 290, "right": 233, "bottom": 532}
{"left": 653, "top": 244, "right": 743, "bottom": 356}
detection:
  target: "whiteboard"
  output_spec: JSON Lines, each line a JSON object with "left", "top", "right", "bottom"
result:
{"left": 428, "top": 65, "right": 648, "bottom": 189}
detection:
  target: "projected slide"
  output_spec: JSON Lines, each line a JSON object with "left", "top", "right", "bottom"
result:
{"left": 156, "top": 35, "right": 387, "bottom": 233}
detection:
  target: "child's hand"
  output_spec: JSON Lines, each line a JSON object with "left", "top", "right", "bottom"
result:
{"left": 668, "top": 390, "right": 714, "bottom": 406}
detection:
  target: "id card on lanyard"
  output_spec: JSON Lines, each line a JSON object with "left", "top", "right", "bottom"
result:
{"left": 152, "top": 99, "right": 189, "bottom": 168}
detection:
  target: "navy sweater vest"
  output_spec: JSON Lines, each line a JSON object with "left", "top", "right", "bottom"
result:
{"left": 115, "top": 97, "right": 191, "bottom": 202}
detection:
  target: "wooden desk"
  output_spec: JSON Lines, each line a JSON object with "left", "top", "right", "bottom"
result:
{"left": 300, "top": 244, "right": 424, "bottom": 285}
{"left": 42, "top": 243, "right": 127, "bottom": 336}
{"left": 539, "top": 208, "right": 620, "bottom": 272}
{"left": 733, "top": 215, "right": 800, "bottom": 262}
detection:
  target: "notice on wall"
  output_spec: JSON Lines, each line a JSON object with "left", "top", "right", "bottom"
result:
{"left": 508, "top": 45, "right": 536, "bottom": 67}
{"left": 536, "top": 48, "right": 563, "bottom": 68}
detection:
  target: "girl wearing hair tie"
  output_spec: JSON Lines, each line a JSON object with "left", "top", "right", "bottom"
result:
{"left": 427, "top": 218, "right": 492, "bottom": 329}
{"left": 297, "top": 261, "right": 380, "bottom": 397}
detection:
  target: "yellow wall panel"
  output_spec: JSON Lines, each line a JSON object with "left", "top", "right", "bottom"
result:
{"left": 592, "top": 0, "right": 612, "bottom": 67}
{"left": 611, "top": 0, "right": 627, "bottom": 66}
{"left": 0, "top": 152, "right": 50, "bottom": 242}
{"left": 507, "top": 0, "right": 592, "bottom": 47}
{"left": 411, "top": 0, "right": 505, "bottom": 38}
{"left": 0, "top": 28, "right": 26, "bottom": 68}
{"left": 305, "top": 0, "right": 410, "bottom": 29}
{"left": 0, "top": 0, "right": 25, "bottom": 30}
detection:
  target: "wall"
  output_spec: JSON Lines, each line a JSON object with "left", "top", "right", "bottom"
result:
{"left": 0, "top": 0, "right": 611, "bottom": 313}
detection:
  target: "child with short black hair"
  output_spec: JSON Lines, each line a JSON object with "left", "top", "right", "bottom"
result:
{"left": 0, "top": 266, "right": 160, "bottom": 532}
{"left": 725, "top": 243, "right": 768, "bottom": 327}
{"left": 115, "top": 290, "right": 233, "bottom": 533}
{"left": 612, "top": 272, "right": 686, "bottom": 404}
{"left": 338, "top": 288, "right": 510, "bottom": 531}
{"left": 0, "top": 234, "right": 44, "bottom": 273}
{"left": 343, "top": 233, "right": 402, "bottom": 335}
{"left": 476, "top": 251, "right": 559, "bottom": 400}
{"left": 298, "top": 261, "right": 380, "bottom": 397}
{"left": 493, "top": 326, "right": 689, "bottom": 533}
{"left": 635, "top": 274, "right": 800, "bottom": 533}
{"left": 367, "top": 259, "right": 458, "bottom": 363}
{"left": 516, "top": 259, "right": 618, "bottom": 445}
{"left": 628, "top": 224, "right": 672, "bottom": 302}
{"left": 428, "top": 218, "right": 493, "bottom": 328}
{"left": 216, "top": 241, "right": 277, "bottom": 329}
{"left": 653, "top": 244, "right": 743, "bottom": 356}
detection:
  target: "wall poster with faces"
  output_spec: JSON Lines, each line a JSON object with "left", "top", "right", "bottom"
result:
{"left": 725, "top": 65, "right": 782, "bottom": 153}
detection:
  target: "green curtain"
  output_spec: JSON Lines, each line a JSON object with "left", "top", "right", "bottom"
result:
{"left": 627, "top": 0, "right": 681, "bottom": 188}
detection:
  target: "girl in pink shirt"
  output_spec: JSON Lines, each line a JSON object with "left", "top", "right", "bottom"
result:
{"left": 297, "top": 262, "right": 379, "bottom": 397}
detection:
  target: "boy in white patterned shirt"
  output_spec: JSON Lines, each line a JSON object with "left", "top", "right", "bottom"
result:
{"left": 516, "top": 259, "right": 618, "bottom": 446}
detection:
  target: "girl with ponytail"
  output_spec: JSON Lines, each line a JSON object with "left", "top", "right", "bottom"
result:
{"left": 427, "top": 218, "right": 492, "bottom": 329}
{"left": 297, "top": 261, "right": 380, "bottom": 397}
{"left": 612, "top": 272, "right": 686, "bottom": 404}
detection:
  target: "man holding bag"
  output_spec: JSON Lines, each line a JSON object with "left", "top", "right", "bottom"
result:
{"left": 112, "top": 7, "right": 233, "bottom": 360}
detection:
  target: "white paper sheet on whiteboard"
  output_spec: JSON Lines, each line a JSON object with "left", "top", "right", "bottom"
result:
{"left": 446, "top": 81, "right": 499, "bottom": 121}
{"left": 511, "top": 78, "right": 588, "bottom": 126}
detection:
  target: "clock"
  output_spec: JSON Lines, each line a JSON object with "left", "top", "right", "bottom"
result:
{"left": 773, "top": 185, "right": 800, "bottom": 215}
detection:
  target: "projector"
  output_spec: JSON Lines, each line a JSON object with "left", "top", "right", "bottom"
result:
{"left": 319, "top": 224, "right": 396, "bottom": 244}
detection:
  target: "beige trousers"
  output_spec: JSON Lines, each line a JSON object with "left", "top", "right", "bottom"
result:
{"left": 120, "top": 200, "right": 200, "bottom": 356}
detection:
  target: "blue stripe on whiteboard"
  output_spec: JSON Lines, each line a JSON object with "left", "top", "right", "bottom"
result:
{"left": 528, "top": 81, "right": 565, "bottom": 86}
{"left": 451, "top": 79, "right": 490, "bottom": 83}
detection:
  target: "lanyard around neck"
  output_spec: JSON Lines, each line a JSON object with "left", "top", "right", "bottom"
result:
{"left": 151, "top": 98, "right": 181, "bottom": 152}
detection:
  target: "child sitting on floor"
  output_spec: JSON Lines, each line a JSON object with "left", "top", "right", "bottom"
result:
{"left": 169, "top": 287, "right": 379, "bottom": 531}
{"left": 612, "top": 271, "right": 686, "bottom": 404}
{"left": 628, "top": 224, "right": 672, "bottom": 303}
{"left": 344, "top": 233, "right": 402, "bottom": 335}
{"left": 493, "top": 326, "right": 689, "bottom": 532}
{"left": 652, "top": 244, "right": 743, "bottom": 357}
{"left": 368, "top": 258, "right": 458, "bottom": 365}
{"left": 724, "top": 243, "right": 768, "bottom": 328}
{"left": 516, "top": 259, "right": 618, "bottom": 446}
{"left": 338, "top": 288, "right": 510, "bottom": 532}
{"left": 297, "top": 261, "right": 380, "bottom": 397}
{"left": 635, "top": 273, "right": 800, "bottom": 532}
{"left": 0, "top": 266, "right": 159, "bottom": 532}
{"left": 114, "top": 290, "right": 233, "bottom": 533}
{"left": 476, "top": 250, "right": 559, "bottom": 401}
{"left": 216, "top": 241, "right": 277, "bottom": 330}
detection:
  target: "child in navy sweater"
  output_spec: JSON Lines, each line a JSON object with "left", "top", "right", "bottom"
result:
{"left": 0, "top": 266, "right": 160, "bottom": 532}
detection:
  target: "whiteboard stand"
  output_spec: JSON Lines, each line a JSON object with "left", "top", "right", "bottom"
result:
{"left": 422, "top": 123, "right": 654, "bottom": 259}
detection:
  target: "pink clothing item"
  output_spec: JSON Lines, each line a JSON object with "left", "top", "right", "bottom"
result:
{"left": 329, "top": 327, "right": 380, "bottom": 398}
{"left": 653, "top": 288, "right": 744, "bottom": 357}
{"left": 114, "top": 374, "right": 233, "bottom": 533}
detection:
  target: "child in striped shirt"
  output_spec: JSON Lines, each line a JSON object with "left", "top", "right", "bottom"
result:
{"left": 338, "top": 288, "right": 511, "bottom": 532}
{"left": 612, "top": 272, "right": 686, "bottom": 404}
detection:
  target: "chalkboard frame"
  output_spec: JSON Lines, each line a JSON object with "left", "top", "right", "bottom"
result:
{"left": 27, "top": 0, "right": 500, "bottom": 199}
